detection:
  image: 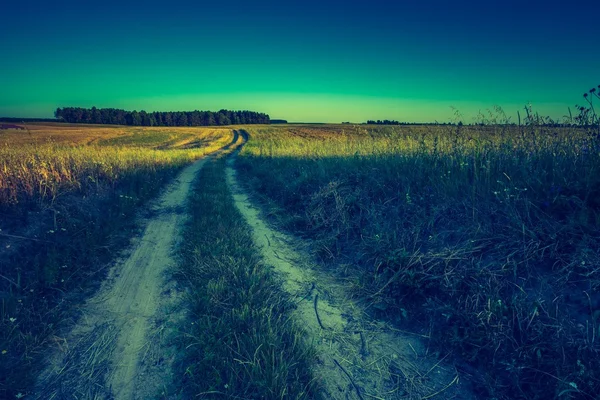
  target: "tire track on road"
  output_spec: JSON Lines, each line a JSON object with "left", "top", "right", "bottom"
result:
{"left": 35, "top": 131, "right": 240, "bottom": 400}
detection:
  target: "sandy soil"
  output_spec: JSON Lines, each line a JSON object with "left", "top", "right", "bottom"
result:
{"left": 226, "top": 133, "right": 476, "bottom": 400}
{"left": 34, "top": 132, "right": 239, "bottom": 400}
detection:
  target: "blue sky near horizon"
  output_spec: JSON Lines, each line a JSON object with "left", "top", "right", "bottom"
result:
{"left": 1, "top": 0, "right": 599, "bottom": 122}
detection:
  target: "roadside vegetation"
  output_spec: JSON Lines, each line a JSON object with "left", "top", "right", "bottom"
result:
{"left": 236, "top": 112, "right": 600, "bottom": 399}
{"left": 0, "top": 124, "right": 231, "bottom": 398}
{"left": 175, "top": 149, "right": 317, "bottom": 398}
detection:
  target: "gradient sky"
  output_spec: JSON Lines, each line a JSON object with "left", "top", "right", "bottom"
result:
{"left": 1, "top": 0, "right": 599, "bottom": 122}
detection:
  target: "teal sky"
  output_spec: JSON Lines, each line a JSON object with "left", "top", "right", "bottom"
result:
{"left": 1, "top": 0, "right": 599, "bottom": 123}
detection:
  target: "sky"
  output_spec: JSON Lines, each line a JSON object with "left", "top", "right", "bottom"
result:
{"left": 1, "top": 0, "right": 599, "bottom": 123}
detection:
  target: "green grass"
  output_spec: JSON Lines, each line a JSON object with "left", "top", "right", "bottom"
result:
{"left": 0, "top": 126, "right": 232, "bottom": 398}
{"left": 236, "top": 124, "right": 600, "bottom": 399}
{"left": 175, "top": 153, "right": 317, "bottom": 399}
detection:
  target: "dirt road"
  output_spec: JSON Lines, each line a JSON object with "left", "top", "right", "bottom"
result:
{"left": 34, "top": 129, "right": 473, "bottom": 399}
{"left": 226, "top": 131, "right": 475, "bottom": 399}
{"left": 35, "top": 131, "right": 240, "bottom": 400}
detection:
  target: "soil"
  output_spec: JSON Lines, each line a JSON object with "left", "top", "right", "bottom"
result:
{"left": 34, "top": 132, "right": 240, "bottom": 400}
{"left": 225, "top": 132, "right": 476, "bottom": 400}
{"left": 32, "top": 128, "right": 476, "bottom": 399}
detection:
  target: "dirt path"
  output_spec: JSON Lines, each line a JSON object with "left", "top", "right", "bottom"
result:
{"left": 35, "top": 131, "right": 240, "bottom": 400}
{"left": 226, "top": 132, "right": 475, "bottom": 400}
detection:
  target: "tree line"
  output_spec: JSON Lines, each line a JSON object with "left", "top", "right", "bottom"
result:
{"left": 54, "top": 107, "right": 270, "bottom": 126}
{"left": 366, "top": 119, "right": 401, "bottom": 125}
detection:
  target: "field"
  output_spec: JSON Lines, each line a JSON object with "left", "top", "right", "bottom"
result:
{"left": 0, "top": 124, "right": 233, "bottom": 396}
{"left": 236, "top": 123, "right": 600, "bottom": 399}
{"left": 1, "top": 122, "right": 599, "bottom": 399}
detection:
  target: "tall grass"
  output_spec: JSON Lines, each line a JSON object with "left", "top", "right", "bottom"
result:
{"left": 0, "top": 126, "right": 231, "bottom": 398}
{"left": 237, "top": 124, "right": 600, "bottom": 399}
{"left": 0, "top": 128, "right": 231, "bottom": 212}
{"left": 175, "top": 153, "right": 317, "bottom": 399}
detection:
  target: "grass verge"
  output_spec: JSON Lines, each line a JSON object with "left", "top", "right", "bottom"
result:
{"left": 175, "top": 153, "right": 317, "bottom": 399}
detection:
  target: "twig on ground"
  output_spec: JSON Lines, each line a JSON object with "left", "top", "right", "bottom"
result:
{"left": 421, "top": 374, "right": 459, "bottom": 399}
{"left": 0, "top": 232, "right": 53, "bottom": 243}
{"left": 314, "top": 293, "right": 326, "bottom": 329}
{"left": 334, "top": 358, "right": 365, "bottom": 400}
{"left": 424, "top": 353, "right": 450, "bottom": 378}
{"left": 359, "top": 331, "right": 368, "bottom": 357}
{"left": 0, "top": 273, "right": 20, "bottom": 288}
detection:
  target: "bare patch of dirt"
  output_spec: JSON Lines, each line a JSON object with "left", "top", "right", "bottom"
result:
{"left": 226, "top": 144, "right": 476, "bottom": 400}
{"left": 34, "top": 133, "right": 239, "bottom": 399}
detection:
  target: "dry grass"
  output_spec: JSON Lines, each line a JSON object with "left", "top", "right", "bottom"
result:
{"left": 0, "top": 124, "right": 231, "bottom": 209}
{"left": 237, "top": 123, "right": 600, "bottom": 399}
{"left": 175, "top": 146, "right": 317, "bottom": 399}
{"left": 0, "top": 124, "right": 232, "bottom": 398}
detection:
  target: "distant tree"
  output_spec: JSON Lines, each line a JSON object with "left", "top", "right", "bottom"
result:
{"left": 129, "top": 111, "right": 141, "bottom": 126}
{"left": 91, "top": 107, "right": 102, "bottom": 124}
{"left": 162, "top": 112, "right": 172, "bottom": 126}
{"left": 204, "top": 112, "right": 216, "bottom": 126}
{"left": 365, "top": 119, "right": 401, "bottom": 125}
{"left": 100, "top": 108, "right": 111, "bottom": 124}
{"left": 216, "top": 111, "right": 231, "bottom": 125}
{"left": 53, "top": 107, "right": 269, "bottom": 126}
{"left": 140, "top": 111, "right": 154, "bottom": 126}
{"left": 177, "top": 112, "right": 189, "bottom": 126}
{"left": 153, "top": 112, "right": 162, "bottom": 126}
{"left": 189, "top": 111, "right": 202, "bottom": 126}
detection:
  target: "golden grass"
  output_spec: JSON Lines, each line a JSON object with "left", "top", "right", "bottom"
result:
{"left": 0, "top": 124, "right": 233, "bottom": 398}
{"left": 0, "top": 124, "right": 232, "bottom": 208}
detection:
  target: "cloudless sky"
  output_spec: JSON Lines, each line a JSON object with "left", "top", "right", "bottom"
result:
{"left": 1, "top": 0, "right": 599, "bottom": 122}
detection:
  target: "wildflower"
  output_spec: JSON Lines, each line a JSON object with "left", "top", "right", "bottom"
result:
{"left": 1, "top": 350, "right": 6, "bottom": 355}
{"left": 583, "top": 93, "right": 588, "bottom": 98}
{"left": 591, "top": 88, "right": 597, "bottom": 93}
{"left": 16, "top": 393, "right": 24, "bottom": 399}
{"left": 9, "top": 317, "right": 16, "bottom": 323}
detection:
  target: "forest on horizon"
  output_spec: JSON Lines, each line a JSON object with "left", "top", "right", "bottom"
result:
{"left": 54, "top": 107, "right": 270, "bottom": 126}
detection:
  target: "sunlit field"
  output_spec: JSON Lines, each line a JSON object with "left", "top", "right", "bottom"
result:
{"left": 237, "top": 123, "right": 600, "bottom": 399}
{"left": 0, "top": 124, "right": 232, "bottom": 395}
{"left": 0, "top": 124, "right": 231, "bottom": 209}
